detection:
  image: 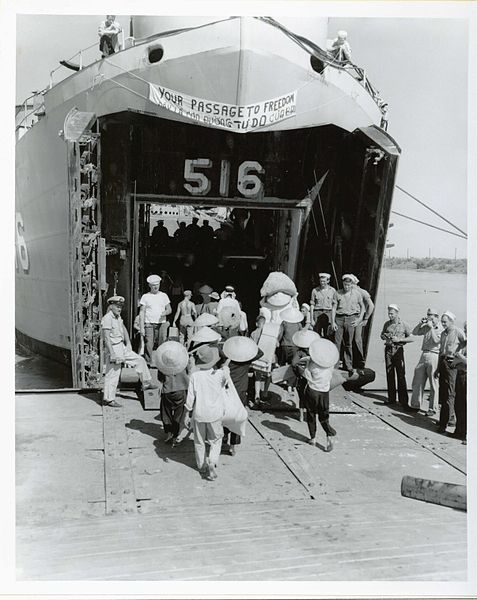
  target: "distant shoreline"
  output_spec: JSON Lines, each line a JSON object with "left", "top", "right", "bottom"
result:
{"left": 383, "top": 257, "right": 467, "bottom": 274}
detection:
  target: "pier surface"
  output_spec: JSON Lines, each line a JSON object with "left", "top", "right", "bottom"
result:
{"left": 16, "top": 385, "right": 466, "bottom": 581}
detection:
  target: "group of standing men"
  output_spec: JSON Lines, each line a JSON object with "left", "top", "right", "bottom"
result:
{"left": 309, "top": 272, "right": 374, "bottom": 374}
{"left": 381, "top": 304, "right": 467, "bottom": 442}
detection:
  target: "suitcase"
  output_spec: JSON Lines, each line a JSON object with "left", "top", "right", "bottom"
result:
{"left": 143, "top": 367, "right": 162, "bottom": 410}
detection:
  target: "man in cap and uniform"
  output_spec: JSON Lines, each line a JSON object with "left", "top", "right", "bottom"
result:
{"left": 410, "top": 308, "right": 442, "bottom": 415}
{"left": 139, "top": 274, "right": 172, "bottom": 364}
{"left": 380, "top": 304, "right": 412, "bottom": 408}
{"left": 435, "top": 311, "right": 466, "bottom": 433}
{"left": 101, "top": 296, "right": 156, "bottom": 407}
{"left": 310, "top": 273, "right": 335, "bottom": 338}
{"left": 217, "top": 285, "right": 241, "bottom": 314}
{"left": 331, "top": 274, "right": 365, "bottom": 376}
{"left": 351, "top": 275, "right": 375, "bottom": 370}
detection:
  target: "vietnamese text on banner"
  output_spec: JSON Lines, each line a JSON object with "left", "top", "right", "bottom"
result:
{"left": 148, "top": 83, "right": 297, "bottom": 133}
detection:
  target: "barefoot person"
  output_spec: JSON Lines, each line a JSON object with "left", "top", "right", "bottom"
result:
{"left": 101, "top": 296, "right": 157, "bottom": 408}
{"left": 185, "top": 345, "right": 227, "bottom": 480}
{"left": 172, "top": 290, "right": 197, "bottom": 344}
{"left": 303, "top": 338, "right": 340, "bottom": 452}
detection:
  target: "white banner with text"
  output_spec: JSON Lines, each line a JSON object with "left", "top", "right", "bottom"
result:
{"left": 148, "top": 83, "right": 298, "bottom": 133}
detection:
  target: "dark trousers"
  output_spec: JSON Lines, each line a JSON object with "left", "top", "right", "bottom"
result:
{"left": 313, "top": 309, "right": 332, "bottom": 338}
{"left": 385, "top": 346, "right": 409, "bottom": 405}
{"left": 353, "top": 322, "right": 366, "bottom": 369}
{"left": 304, "top": 386, "right": 334, "bottom": 437}
{"left": 160, "top": 390, "right": 186, "bottom": 436}
{"left": 334, "top": 315, "right": 358, "bottom": 372}
{"left": 454, "top": 370, "right": 467, "bottom": 438}
{"left": 144, "top": 323, "right": 169, "bottom": 363}
{"left": 223, "top": 389, "right": 247, "bottom": 446}
{"left": 438, "top": 359, "right": 458, "bottom": 428}
{"left": 296, "top": 377, "right": 307, "bottom": 409}
{"left": 99, "top": 35, "right": 115, "bottom": 56}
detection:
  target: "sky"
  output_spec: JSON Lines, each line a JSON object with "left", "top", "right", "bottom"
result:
{"left": 13, "top": 11, "right": 472, "bottom": 259}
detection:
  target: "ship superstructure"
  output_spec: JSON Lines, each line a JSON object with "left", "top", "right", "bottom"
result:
{"left": 15, "top": 16, "right": 400, "bottom": 387}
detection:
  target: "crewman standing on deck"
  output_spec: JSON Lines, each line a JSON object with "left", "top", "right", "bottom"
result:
{"left": 351, "top": 275, "right": 374, "bottom": 370}
{"left": 101, "top": 296, "right": 157, "bottom": 408}
{"left": 380, "top": 304, "right": 413, "bottom": 408}
{"left": 139, "top": 274, "right": 172, "bottom": 363}
{"left": 435, "top": 311, "right": 466, "bottom": 434}
{"left": 331, "top": 274, "right": 364, "bottom": 376}
{"left": 98, "top": 15, "right": 122, "bottom": 58}
{"left": 310, "top": 273, "right": 335, "bottom": 338}
{"left": 410, "top": 308, "right": 442, "bottom": 415}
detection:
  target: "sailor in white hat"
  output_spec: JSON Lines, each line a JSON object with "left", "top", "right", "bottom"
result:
{"left": 436, "top": 310, "right": 466, "bottom": 433}
{"left": 217, "top": 285, "right": 241, "bottom": 315}
{"left": 410, "top": 308, "right": 443, "bottom": 415}
{"left": 350, "top": 275, "right": 375, "bottom": 370}
{"left": 331, "top": 274, "right": 365, "bottom": 376}
{"left": 310, "top": 272, "right": 336, "bottom": 338}
{"left": 380, "top": 303, "right": 412, "bottom": 407}
{"left": 101, "top": 295, "right": 157, "bottom": 407}
{"left": 139, "top": 274, "right": 172, "bottom": 363}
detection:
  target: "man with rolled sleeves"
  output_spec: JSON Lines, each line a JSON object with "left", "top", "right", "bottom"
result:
{"left": 310, "top": 272, "right": 336, "bottom": 338}
{"left": 351, "top": 275, "right": 374, "bottom": 370}
{"left": 331, "top": 274, "right": 365, "bottom": 376}
{"left": 139, "top": 274, "right": 172, "bottom": 364}
{"left": 435, "top": 311, "right": 466, "bottom": 433}
{"left": 380, "top": 304, "right": 412, "bottom": 407}
{"left": 410, "top": 308, "right": 442, "bottom": 415}
{"left": 101, "top": 296, "right": 157, "bottom": 407}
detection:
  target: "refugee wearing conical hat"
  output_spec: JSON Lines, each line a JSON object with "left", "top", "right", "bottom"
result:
{"left": 310, "top": 273, "right": 335, "bottom": 338}
{"left": 101, "top": 296, "right": 158, "bottom": 408}
{"left": 139, "top": 274, "right": 172, "bottom": 364}
{"left": 278, "top": 307, "right": 305, "bottom": 366}
{"left": 291, "top": 330, "right": 321, "bottom": 422}
{"left": 303, "top": 338, "right": 341, "bottom": 452}
{"left": 172, "top": 290, "right": 197, "bottom": 345}
{"left": 184, "top": 345, "right": 227, "bottom": 480}
{"left": 250, "top": 315, "right": 272, "bottom": 407}
{"left": 331, "top": 274, "right": 365, "bottom": 376}
{"left": 221, "top": 337, "right": 262, "bottom": 454}
{"left": 435, "top": 311, "right": 466, "bottom": 434}
{"left": 153, "top": 341, "right": 190, "bottom": 444}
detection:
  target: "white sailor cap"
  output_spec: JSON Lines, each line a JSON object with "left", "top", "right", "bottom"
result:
{"left": 319, "top": 272, "right": 331, "bottom": 279}
{"left": 147, "top": 274, "right": 161, "bottom": 285}
{"left": 387, "top": 303, "right": 400, "bottom": 312}
{"left": 107, "top": 295, "right": 125, "bottom": 304}
{"left": 342, "top": 274, "right": 355, "bottom": 282}
{"left": 442, "top": 310, "right": 456, "bottom": 321}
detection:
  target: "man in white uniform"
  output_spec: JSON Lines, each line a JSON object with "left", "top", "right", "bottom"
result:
{"left": 102, "top": 296, "right": 156, "bottom": 407}
{"left": 139, "top": 274, "right": 172, "bottom": 364}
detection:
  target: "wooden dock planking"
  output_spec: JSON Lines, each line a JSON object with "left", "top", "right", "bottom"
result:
{"left": 102, "top": 404, "right": 137, "bottom": 515}
{"left": 16, "top": 387, "right": 467, "bottom": 581}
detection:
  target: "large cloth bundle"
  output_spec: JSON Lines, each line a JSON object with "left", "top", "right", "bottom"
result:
{"left": 260, "top": 271, "right": 297, "bottom": 298}
{"left": 221, "top": 374, "right": 248, "bottom": 436}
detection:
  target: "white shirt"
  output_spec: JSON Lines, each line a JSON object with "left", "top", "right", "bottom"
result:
{"left": 101, "top": 311, "right": 124, "bottom": 344}
{"left": 140, "top": 291, "right": 170, "bottom": 323}
{"left": 304, "top": 360, "right": 334, "bottom": 392}
{"left": 185, "top": 368, "right": 227, "bottom": 423}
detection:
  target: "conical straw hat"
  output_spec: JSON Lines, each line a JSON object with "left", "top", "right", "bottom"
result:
{"left": 280, "top": 307, "right": 304, "bottom": 324}
{"left": 190, "top": 326, "right": 222, "bottom": 344}
{"left": 292, "top": 330, "right": 320, "bottom": 349}
{"left": 195, "top": 313, "right": 219, "bottom": 327}
{"left": 309, "top": 338, "right": 339, "bottom": 368}
{"left": 223, "top": 336, "right": 260, "bottom": 362}
{"left": 153, "top": 341, "right": 189, "bottom": 375}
